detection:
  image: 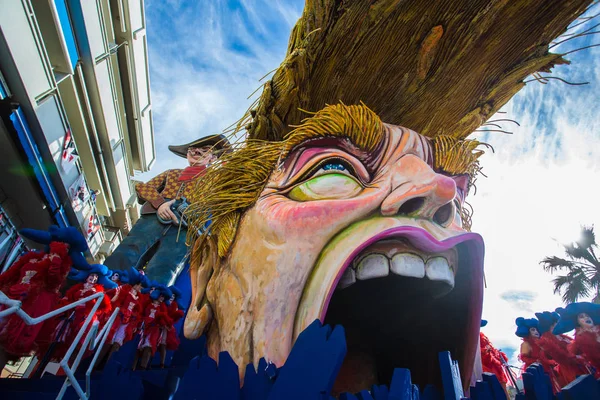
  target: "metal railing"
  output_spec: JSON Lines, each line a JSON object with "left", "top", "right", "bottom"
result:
{"left": 0, "top": 290, "right": 120, "bottom": 399}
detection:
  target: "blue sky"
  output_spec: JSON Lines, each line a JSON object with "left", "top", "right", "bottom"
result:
{"left": 140, "top": 0, "right": 600, "bottom": 371}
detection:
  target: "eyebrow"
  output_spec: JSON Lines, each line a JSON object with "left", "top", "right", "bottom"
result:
{"left": 282, "top": 136, "right": 380, "bottom": 179}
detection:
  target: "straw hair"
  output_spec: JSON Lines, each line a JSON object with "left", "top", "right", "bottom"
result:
{"left": 186, "top": 103, "right": 385, "bottom": 266}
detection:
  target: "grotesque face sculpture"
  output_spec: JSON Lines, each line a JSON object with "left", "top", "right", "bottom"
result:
{"left": 185, "top": 104, "right": 484, "bottom": 391}
{"left": 577, "top": 312, "right": 594, "bottom": 329}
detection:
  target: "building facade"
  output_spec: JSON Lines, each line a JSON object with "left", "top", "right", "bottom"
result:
{"left": 0, "top": 0, "right": 154, "bottom": 261}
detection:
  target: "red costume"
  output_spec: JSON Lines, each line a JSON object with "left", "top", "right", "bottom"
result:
{"left": 479, "top": 332, "right": 509, "bottom": 385}
{"left": 539, "top": 331, "right": 587, "bottom": 386}
{"left": 0, "top": 242, "right": 71, "bottom": 358}
{"left": 138, "top": 300, "right": 171, "bottom": 355}
{"left": 519, "top": 337, "right": 560, "bottom": 392}
{"left": 165, "top": 301, "right": 185, "bottom": 351}
{"left": 569, "top": 326, "right": 600, "bottom": 378}
{"left": 48, "top": 281, "right": 112, "bottom": 360}
{"left": 107, "top": 285, "right": 144, "bottom": 346}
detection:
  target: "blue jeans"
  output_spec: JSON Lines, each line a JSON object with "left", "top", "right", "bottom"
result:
{"left": 104, "top": 215, "right": 189, "bottom": 285}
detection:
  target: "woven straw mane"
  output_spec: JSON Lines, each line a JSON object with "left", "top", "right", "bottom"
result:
{"left": 238, "top": 0, "right": 591, "bottom": 142}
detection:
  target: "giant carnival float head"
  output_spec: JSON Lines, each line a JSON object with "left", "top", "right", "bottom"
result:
{"left": 179, "top": 0, "right": 595, "bottom": 392}
{"left": 553, "top": 302, "right": 600, "bottom": 334}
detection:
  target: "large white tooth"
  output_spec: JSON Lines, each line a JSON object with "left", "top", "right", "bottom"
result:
{"left": 337, "top": 268, "right": 356, "bottom": 289}
{"left": 355, "top": 254, "right": 389, "bottom": 280}
{"left": 390, "top": 253, "right": 425, "bottom": 278}
{"left": 425, "top": 257, "right": 455, "bottom": 287}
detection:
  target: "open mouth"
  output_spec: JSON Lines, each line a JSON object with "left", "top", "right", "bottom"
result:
{"left": 294, "top": 226, "right": 484, "bottom": 394}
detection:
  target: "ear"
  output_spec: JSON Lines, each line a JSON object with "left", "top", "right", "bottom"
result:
{"left": 451, "top": 174, "right": 470, "bottom": 202}
{"left": 184, "top": 237, "right": 217, "bottom": 339}
{"left": 515, "top": 317, "right": 524, "bottom": 325}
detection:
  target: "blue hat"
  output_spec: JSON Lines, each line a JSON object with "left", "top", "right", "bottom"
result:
{"left": 169, "top": 285, "right": 186, "bottom": 309}
{"left": 109, "top": 269, "right": 129, "bottom": 284}
{"left": 141, "top": 280, "right": 160, "bottom": 295}
{"left": 515, "top": 317, "right": 540, "bottom": 338}
{"left": 480, "top": 320, "right": 488, "bottom": 327}
{"left": 553, "top": 302, "right": 600, "bottom": 334}
{"left": 123, "top": 267, "right": 145, "bottom": 286}
{"left": 68, "top": 263, "right": 117, "bottom": 290}
{"left": 535, "top": 311, "right": 560, "bottom": 334}
{"left": 148, "top": 284, "right": 172, "bottom": 305}
{"left": 20, "top": 226, "right": 88, "bottom": 253}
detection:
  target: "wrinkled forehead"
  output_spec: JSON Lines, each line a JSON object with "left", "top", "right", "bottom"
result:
{"left": 382, "top": 123, "right": 433, "bottom": 166}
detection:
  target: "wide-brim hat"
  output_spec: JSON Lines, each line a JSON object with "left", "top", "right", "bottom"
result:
{"left": 168, "top": 134, "right": 232, "bottom": 159}
{"left": 553, "top": 302, "right": 600, "bottom": 334}
{"left": 68, "top": 264, "right": 117, "bottom": 290}
{"left": 515, "top": 317, "right": 540, "bottom": 338}
{"left": 535, "top": 311, "right": 560, "bottom": 334}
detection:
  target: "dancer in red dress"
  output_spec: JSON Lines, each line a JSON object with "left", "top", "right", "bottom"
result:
{"left": 516, "top": 317, "right": 561, "bottom": 393}
{"left": 101, "top": 267, "right": 148, "bottom": 364}
{"left": 156, "top": 285, "right": 186, "bottom": 368}
{"left": 134, "top": 285, "right": 172, "bottom": 370}
{"left": 49, "top": 265, "right": 113, "bottom": 361}
{"left": 536, "top": 311, "right": 587, "bottom": 387}
{"left": 479, "top": 320, "right": 510, "bottom": 394}
{"left": 554, "top": 302, "right": 600, "bottom": 378}
{"left": 0, "top": 226, "right": 87, "bottom": 370}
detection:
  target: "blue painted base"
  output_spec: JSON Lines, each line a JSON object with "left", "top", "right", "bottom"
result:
{"left": 1, "top": 320, "right": 599, "bottom": 399}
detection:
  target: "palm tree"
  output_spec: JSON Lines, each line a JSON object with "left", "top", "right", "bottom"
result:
{"left": 541, "top": 226, "right": 600, "bottom": 304}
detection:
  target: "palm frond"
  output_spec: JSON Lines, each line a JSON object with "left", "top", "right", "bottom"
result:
{"left": 541, "top": 256, "right": 574, "bottom": 272}
{"left": 578, "top": 225, "right": 597, "bottom": 249}
{"left": 563, "top": 269, "right": 591, "bottom": 303}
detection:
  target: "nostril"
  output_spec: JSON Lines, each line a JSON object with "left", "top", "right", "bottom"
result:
{"left": 397, "top": 197, "right": 425, "bottom": 215}
{"left": 433, "top": 203, "right": 453, "bottom": 227}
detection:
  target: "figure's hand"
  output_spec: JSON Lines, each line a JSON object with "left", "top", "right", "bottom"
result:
{"left": 157, "top": 200, "right": 178, "bottom": 223}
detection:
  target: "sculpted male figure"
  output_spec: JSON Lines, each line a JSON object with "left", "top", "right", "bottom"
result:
{"left": 104, "top": 135, "right": 230, "bottom": 285}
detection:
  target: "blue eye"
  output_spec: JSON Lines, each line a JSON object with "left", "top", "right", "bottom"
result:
{"left": 321, "top": 162, "right": 347, "bottom": 172}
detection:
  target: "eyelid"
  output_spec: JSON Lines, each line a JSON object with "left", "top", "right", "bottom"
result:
{"left": 285, "top": 152, "right": 369, "bottom": 189}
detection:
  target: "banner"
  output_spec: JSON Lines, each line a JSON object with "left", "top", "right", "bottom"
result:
{"left": 61, "top": 130, "right": 78, "bottom": 173}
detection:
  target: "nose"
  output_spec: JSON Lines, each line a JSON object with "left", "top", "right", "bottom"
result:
{"left": 380, "top": 154, "right": 457, "bottom": 226}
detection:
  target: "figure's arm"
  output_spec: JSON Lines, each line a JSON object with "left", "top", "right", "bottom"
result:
{"left": 46, "top": 242, "right": 71, "bottom": 287}
{"left": 0, "top": 251, "right": 40, "bottom": 287}
{"left": 98, "top": 286, "right": 112, "bottom": 314}
{"left": 60, "top": 283, "right": 83, "bottom": 307}
{"left": 157, "top": 303, "right": 173, "bottom": 326}
{"left": 135, "top": 171, "right": 170, "bottom": 209}
{"left": 519, "top": 341, "right": 537, "bottom": 365}
{"left": 171, "top": 308, "right": 185, "bottom": 324}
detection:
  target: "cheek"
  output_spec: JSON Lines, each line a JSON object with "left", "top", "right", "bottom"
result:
{"left": 256, "top": 187, "right": 387, "bottom": 238}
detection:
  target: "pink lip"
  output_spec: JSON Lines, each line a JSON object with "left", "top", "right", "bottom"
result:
{"left": 319, "top": 226, "right": 485, "bottom": 388}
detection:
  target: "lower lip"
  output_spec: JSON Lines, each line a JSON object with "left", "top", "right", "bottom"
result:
{"left": 319, "top": 226, "right": 484, "bottom": 321}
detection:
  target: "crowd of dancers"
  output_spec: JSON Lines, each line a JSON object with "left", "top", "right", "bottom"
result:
{"left": 0, "top": 226, "right": 187, "bottom": 372}
{"left": 480, "top": 304, "right": 600, "bottom": 396}
{"left": 514, "top": 303, "right": 600, "bottom": 393}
